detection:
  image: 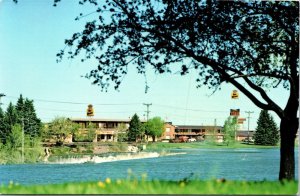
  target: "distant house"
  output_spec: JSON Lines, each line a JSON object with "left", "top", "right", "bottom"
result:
{"left": 70, "top": 118, "right": 146, "bottom": 142}
{"left": 159, "top": 122, "right": 176, "bottom": 142}
{"left": 236, "top": 130, "right": 255, "bottom": 141}
{"left": 70, "top": 118, "right": 177, "bottom": 143}
{"left": 175, "top": 125, "right": 224, "bottom": 142}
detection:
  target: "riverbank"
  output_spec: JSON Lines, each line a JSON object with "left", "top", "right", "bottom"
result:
{"left": 1, "top": 179, "right": 297, "bottom": 194}
{"left": 144, "top": 141, "right": 281, "bottom": 151}
{"left": 45, "top": 141, "right": 280, "bottom": 161}
{"left": 0, "top": 141, "right": 288, "bottom": 164}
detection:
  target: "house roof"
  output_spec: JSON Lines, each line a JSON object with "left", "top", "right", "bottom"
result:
{"left": 175, "top": 125, "right": 223, "bottom": 130}
{"left": 70, "top": 118, "right": 147, "bottom": 123}
{"left": 236, "top": 130, "right": 255, "bottom": 137}
{"left": 70, "top": 118, "right": 173, "bottom": 124}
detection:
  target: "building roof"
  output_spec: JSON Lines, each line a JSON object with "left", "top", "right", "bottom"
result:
{"left": 70, "top": 118, "right": 147, "bottom": 123}
{"left": 236, "top": 130, "right": 255, "bottom": 137}
{"left": 175, "top": 125, "right": 223, "bottom": 130}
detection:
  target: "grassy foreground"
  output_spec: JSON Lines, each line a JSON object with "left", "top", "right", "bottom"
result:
{"left": 1, "top": 179, "right": 298, "bottom": 194}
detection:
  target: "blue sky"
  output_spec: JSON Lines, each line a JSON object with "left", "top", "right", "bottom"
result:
{"left": 0, "top": 0, "right": 289, "bottom": 129}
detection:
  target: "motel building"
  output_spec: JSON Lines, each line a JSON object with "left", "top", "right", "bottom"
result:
{"left": 69, "top": 118, "right": 176, "bottom": 143}
{"left": 236, "top": 130, "right": 255, "bottom": 142}
{"left": 175, "top": 125, "right": 224, "bottom": 142}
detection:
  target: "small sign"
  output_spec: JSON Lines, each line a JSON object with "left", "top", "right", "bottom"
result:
{"left": 231, "top": 90, "right": 239, "bottom": 99}
{"left": 238, "top": 118, "right": 246, "bottom": 124}
{"left": 86, "top": 104, "right": 94, "bottom": 116}
{"left": 230, "top": 109, "right": 240, "bottom": 116}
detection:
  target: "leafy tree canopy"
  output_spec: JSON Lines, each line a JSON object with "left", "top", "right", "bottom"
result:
{"left": 56, "top": 1, "right": 298, "bottom": 116}
{"left": 48, "top": 117, "right": 79, "bottom": 145}
{"left": 13, "top": 0, "right": 298, "bottom": 180}
{"left": 222, "top": 116, "right": 238, "bottom": 145}
{"left": 145, "top": 116, "right": 164, "bottom": 141}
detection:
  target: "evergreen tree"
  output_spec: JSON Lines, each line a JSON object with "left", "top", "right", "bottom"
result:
{"left": 0, "top": 107, "right": 5, "bottom": 143}
{"left": 253, "top": 110, "right": 279, "bottom": 146}
{"left": 15, "top": 95, "right": 42, "bottom": 138}
{"left": 15, "top": 94, "right": 25, "bottom": 124}
{"left": 22, "top": 98, "right": 42, "bottom": 138}
{"left": 1, "top": 103, "right": 18, "bottom": 144}
{"left": 128, "top": 114, "right": 143, "bottom": 142}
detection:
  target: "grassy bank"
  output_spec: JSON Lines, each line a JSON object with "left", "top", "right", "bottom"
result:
{"left": 144, "top": 141, "right": 280, "bottom": 151}
{"left": 1, "top": 179, "right": 297, "bottom": 194}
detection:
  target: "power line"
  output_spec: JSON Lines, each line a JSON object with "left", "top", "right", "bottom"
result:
{"left": 5, "top": 95, "right": 141, "bottom": 106}
{"left": 154, "top": 104, "right": 228, "bottom": 113}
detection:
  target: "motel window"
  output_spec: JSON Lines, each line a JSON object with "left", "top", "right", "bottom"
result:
{"left": 166, "top": 128, "right": 170, "bottom": 132}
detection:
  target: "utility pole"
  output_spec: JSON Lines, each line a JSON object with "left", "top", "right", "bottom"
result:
{"left": 143, "top": 103, "right": 152, "bottom": 121}
{"left": 245, "top": 111, "right": 254, "bottom": 144}
{"left": 22, "top": 117, "right": 24, "bottom": 163}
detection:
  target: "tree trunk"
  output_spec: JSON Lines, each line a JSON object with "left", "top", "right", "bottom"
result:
{"left": 279, "top": 116, "right": 298, "bottom": 181}
{"left": 152, "top": 135, "right": 155, "bottom": 142}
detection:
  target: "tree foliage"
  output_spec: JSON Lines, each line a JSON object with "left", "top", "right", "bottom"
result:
{"left": 116, "top": 123, "right": 128, "bottom": 142}
{"left": 57, "top": 1, "right": 298, "bottom": 106}
{"left": 253, "top": 110, "right": 279, "bottom": 146}
{"left": 87, "top": 122, "right": 96, "bottom": 142}
{"left": 54, "top": 0, "right": 298, "bottom": 180}
{"left": 222, "top": 116, "right": 238, "bottom": 146}
{"left": 20, "top": 97, "right": 42, "bottom": 138}
{"left": 0, "top": 107, "right": 6, "bottom": 144}
{"left": 128, "top": 114, "right": 144, "bottom": 142}
{"left": 144, "top": 117, "right": 165, "bottom": 142}
{"left": 48, "top": 117, "right": 79, "bottom": 145}
{"left": 0, "top": 123, "right": 43, "bottom": 164}
{"left": 0, "top": 102, "right": 18, "bottom": 144}
{"left": 9, "top": 124, "right": 22, "bottom": 149}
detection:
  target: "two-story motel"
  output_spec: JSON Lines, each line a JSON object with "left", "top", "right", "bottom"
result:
{"left": 69, "top": 118, "right": 225, "bottom": 143}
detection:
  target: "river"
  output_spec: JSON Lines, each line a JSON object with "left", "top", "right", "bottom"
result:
{"left": 0, "top": 148, "right": 298, "bottom": 185}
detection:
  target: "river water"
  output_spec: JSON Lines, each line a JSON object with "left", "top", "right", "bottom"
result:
{"left": 0, "top": 148, "right": 298, "bottom": 185}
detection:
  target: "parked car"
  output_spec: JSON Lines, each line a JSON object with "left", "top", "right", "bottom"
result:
{"left": 242, "top": 138, "right": 254, "bottom": 143}
{"left": 188, "top": 138, "right": 197, "bottom": 142}
{"left": 178, "top": 136, "right": 189, "bottom": 143}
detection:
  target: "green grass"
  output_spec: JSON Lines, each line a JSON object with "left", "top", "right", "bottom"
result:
{"left": 1, "top": 179, "right": 297, "bottom": 194}
{"left": 145, "top": 141, "right": 280, "bottom": 151}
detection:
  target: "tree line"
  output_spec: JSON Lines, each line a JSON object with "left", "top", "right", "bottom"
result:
{"left": 0, "top": 95, "right": 42, "bottom": 144}
{"left": 222, "top": 110, "right": 279, "bottom": 146}
{"left": 127, "top": 114, "right": 165, "bottom": 142}
{"left": 0, "top": 95, "right": 43, "bottom": 163}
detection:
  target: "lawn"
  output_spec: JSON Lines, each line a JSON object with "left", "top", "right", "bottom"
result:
{"left": 144, "top": 141, "right": 280, "bottom": 151}
{"left": 1, "top": 179, "right": 297, "bottom": 194}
